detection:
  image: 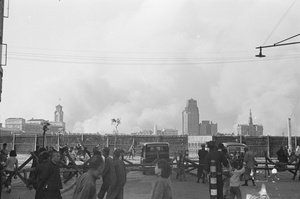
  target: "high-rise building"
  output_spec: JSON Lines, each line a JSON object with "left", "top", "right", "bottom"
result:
{"left": 182, "top": 98, "right": 199, "bottom": 136}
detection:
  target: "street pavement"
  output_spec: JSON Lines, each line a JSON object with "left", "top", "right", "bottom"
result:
{"left": 1, "top": 159, "right": 300, "bottom": 199}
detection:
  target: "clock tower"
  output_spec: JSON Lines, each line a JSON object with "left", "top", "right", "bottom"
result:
{"left": 54, "top": 104, "right": 64, "bottom": 122}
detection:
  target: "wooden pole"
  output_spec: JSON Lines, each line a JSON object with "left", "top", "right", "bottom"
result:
{"left": 34, "top": 134, "right": 37, "bottom": 151}
{"left": 12, "top": 134, "right": 15, "bottom": 150}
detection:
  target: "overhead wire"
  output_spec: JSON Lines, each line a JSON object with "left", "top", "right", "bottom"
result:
{"left": 263, "top": 0, "right": 297, "bottom": 45}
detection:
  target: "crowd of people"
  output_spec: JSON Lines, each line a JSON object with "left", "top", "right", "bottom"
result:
{"left": 3, "top": 140, "right": 298, "bottom": 199}
{"left": 0, "top": 142, "right": 154, "bottom": 199}
{"left": 198, "top": 141, "right": 258, "bottom": 199}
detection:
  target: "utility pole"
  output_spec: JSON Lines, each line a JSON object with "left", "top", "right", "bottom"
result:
{"left": 0, "top": 0, "right": 5, "bottom": 102}
{"left": 287, "top": 118, "right": 292, "bottom": 152}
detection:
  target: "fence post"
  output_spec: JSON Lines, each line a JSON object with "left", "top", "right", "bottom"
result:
{"left": 106, "top": 135, "right": 109, "bottom": 147}
{"left": 267, "top": 136, "right": 270, "bottom": 158}
{"left": 209, "top": 160, "right": 217, "bottom": 199}
{"left": 34, "top": 134, "right": 37, "bottom": 151}
{"left": 12, "top": 134, "right": 16, "bottom": 150}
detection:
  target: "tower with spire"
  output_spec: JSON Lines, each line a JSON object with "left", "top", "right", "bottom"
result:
{"left": 237, "top": 109, "right": 263, "bottom": 136}
{"left": 248, "top": 109, "right": 255, "bottom": 135}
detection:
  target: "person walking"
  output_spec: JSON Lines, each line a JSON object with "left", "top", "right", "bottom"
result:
{"left": 176, "top": 151, "right": 186, "bottom": 181}
{"left": 197, "top": 144, "right": 208, "bottom": 183}
{"left": 39, "top": 151, "right": 63, "bottom": 199}
{"left": 106, "top": 149, "right": 127, "bottom": 199}
{"left": 72, "top": 155, "right": 105, "bottom": 199}
{"left": 4, "top": 150, "right": 18, "bottom": 193}
{"left": 98, "top": 147, "right": 113, "bottom": 199}
{"left": 242, "top": 147, "right": 256, "bottom": 186}
{"left": 204, "top": 141, "right": 228, "bottom": 199}
{"left": 151, "top": 159, "right": 173, "bottom": 199}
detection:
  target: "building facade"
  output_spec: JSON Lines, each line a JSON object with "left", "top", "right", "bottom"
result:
{"left": 5, "top": 118, "right": 26, "bottom": 130}
{"left": 4, "top": 104, "right": 65, "bottom": 134}
{"left": 182, "top": 98, "right": 200, "bottom": 136}
{"left": 199, "top": 120, "right": 218, "bottom": 135}
{"left": 237, "top": 109, "right": 263, "bottom": 136}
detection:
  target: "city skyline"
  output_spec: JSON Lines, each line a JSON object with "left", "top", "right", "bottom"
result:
{"left": 0, "top": 1, "right": 300, "bottom": 135}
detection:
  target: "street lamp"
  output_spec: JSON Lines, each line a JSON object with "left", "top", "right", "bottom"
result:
{"left": 255, "top": 33, "right": 300, "bottom": 57}
{"left": 42, "top": 121, "right": 50, "bottom": 148}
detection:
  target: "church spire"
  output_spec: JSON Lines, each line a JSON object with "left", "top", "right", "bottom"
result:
{"left": 249, "top": 109, "right": 253, "bottom": 126}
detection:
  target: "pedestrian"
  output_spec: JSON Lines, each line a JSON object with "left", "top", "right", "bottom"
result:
{"left": 98, "top": 147, "right": 114, "bottom": 199}
{"left": 128, "top": 145, "right": 134, "bottom": 160}
{"left": 34, "top": 151, "right": 51, "bottom": 199}
{"left": 204, "top": 141, "right": 228, "bottom": 199}
{"left": 222, "top": 148, "right": 232, "bottom": 198}
{"left": 4, "top": 150, "right": 18, "bottom": 193}
{"left": 39, "top": 151, "right": 63, "bottom": 199}
{"left": 197, "top": 144, "right": 208, "bottom": 183}
{"left": 106, "top": 149, "right": 127, "bottom": 199}
{"left": 277, "top": 146, "right": 288, "bottom": 163}
{"left": 227, "top": 161, "right": 246, "bottom": 199}
{"left": 72, "top": 155, "right": 105, "bottom": 199}
{"left": 0, "top": 143, "right": 8, "bottom": 162}
{"left": 151, "top": 159, "right": 173, "bottom": 199}
{"left": 176, "top": 151, "right": 186, "bottom": 181}
{"left": 0, "top": 155, "right": 4, "bottom": 199}
{"left": 242, "top": 147, "right": 256, "bottom": 186}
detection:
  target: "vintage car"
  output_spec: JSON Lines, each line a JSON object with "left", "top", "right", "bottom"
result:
{"left": 140, "top": 142, "right": 170, "bottom": 164}
{"left": 223, "top": 142, "right": 247, "bottom": 155}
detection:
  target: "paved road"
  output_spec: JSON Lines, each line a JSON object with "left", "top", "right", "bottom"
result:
{"left": 1, "top": 169, "right": 300, "bottom": 199}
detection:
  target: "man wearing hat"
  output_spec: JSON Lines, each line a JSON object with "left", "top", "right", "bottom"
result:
{"left": 197, "top": 143, "right": 208, "bottom": 183}
{"left": 97, "top": 147, "right": 113, "bottom": 199}
{"left": 204, "top": 141, "right": 228, "bottom": 199}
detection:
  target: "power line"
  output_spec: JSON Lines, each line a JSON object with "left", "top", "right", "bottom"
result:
{"left": 8, "top": 53, "right": 300, "bottom": 65}
{"left": 263, "top": 0, "right": 297, "bottom": 45}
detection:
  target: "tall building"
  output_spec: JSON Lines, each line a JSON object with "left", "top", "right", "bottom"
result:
{"left": 182, "top": 98, "right": 199, "bottom": 136}
{"left": 237, "top": 109, "right": 263, "bottom": 136}
{"left": 200, "top": 120, "right": 218, "bottom": 135}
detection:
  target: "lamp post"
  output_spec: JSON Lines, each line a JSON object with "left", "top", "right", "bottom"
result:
{"left": 42, "top": 121, "right": 50, "bottom": 148}
{"left": 255, "top": 33, "right": 300, "bottom": 57}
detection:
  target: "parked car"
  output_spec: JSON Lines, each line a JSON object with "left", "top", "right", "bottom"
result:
{"left": 140, "top": 142, "right": 170, "bottom": 164}
{"left": 223, "top": 142, "right": 247, "bottom": 155}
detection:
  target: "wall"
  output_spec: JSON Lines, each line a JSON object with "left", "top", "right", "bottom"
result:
{"left": 1, "top": 134, "right": 299, "bottom": 158}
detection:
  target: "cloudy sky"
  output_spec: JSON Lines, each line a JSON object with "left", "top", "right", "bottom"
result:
{"left": 0, "top": 0, "right": 300, "bottom": 135}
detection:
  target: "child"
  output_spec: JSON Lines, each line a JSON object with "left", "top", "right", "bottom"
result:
{"left": 5, "top": 150, "right": 18, "bottom": 193}
{"left": 151, "top": 159, "right": 173, "bottom": 199}
{"left": 228, "top": 161, "right": 245, "bottom": 199}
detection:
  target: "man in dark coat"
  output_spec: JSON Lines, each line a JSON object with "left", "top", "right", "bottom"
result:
{"left": 204, "top": 141, "right": 228, "bottom": 199}
{"left": 106, "top": 149, "right": 127, "bottom": 199}
{"left": 39, "top": 151, "right": 63, "bottom": 199}
{"left": 98, "top": 147, "right": 114, "bottom": 199}
{"left": 197, "top": 143, "right": 208, "bottom": 183}
{"left": 34, "top": 151, "right": 50, "bottom": 199}
{"left": 277, "top": 146, "right": 288, "bottom": 163}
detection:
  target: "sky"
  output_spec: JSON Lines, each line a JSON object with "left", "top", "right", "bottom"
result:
{"left": 0, "top": 0, "right": 300, "bottom": 135}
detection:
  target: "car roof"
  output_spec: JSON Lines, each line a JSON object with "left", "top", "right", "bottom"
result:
{"left": 223, "top": 142, "right": 247, "bottom": 147}
{"left": 141, "top": 142, "right": 169, "bottom": 146}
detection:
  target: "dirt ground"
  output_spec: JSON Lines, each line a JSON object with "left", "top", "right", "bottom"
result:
{"left": 1, "top": 169, "right": 300, "bottom": 199}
